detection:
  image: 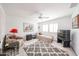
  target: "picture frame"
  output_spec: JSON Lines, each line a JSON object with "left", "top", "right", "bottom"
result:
{"left": 23, "top": 23, "right": 34, "bottom": 32}
{"left": 72, "top": 15, "right": 79, "bottom": 29}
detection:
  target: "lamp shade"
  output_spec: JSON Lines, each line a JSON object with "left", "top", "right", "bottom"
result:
{"left": 10, "top": 28, "right": 18, "bottom": 33}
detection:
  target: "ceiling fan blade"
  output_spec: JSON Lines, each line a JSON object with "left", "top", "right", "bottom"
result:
{"left": 31, "top": 11, "right": 49, "bottom": 19}
{"left": 38, "top": 16, "right": 49, "bottom": 19}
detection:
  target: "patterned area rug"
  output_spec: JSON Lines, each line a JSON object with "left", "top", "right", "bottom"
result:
{"left": 24, "top": 41, "right": 69, "bottom": 56}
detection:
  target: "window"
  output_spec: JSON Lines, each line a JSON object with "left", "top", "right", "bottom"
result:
{"left": 42, "top": 23, "right": 58, "bottom": 32}
{"left": 49, "top": 23, "right": 58, "bottom": 32}
{"left": 42, "top": 24, "right": 48, "bottom": 32}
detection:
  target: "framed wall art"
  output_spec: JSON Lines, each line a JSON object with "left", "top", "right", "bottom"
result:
{"left": 23, "top": 23, "right": 34, "bottom": 32}
{"left": 72, "top": 15, "right": 79, "bottom": 29}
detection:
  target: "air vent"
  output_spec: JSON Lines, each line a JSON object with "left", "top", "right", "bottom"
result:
{"left": 70, "top": 3, "right": 78, "bottom": 8}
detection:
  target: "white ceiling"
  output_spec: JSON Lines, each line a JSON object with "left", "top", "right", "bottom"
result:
{"left": 1, "top": 3, "right": 75, "bottom": 22}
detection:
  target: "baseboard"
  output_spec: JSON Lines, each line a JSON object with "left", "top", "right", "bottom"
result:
{"left": 71, "top": 46, "right": 78, "bottom": 56}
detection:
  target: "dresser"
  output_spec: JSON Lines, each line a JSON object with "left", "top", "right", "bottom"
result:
{"left": 57, "top": 30, "right": 70, "bottom": 47}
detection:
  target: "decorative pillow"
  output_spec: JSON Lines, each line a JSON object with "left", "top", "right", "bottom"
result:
{"left": 39, "top": 32, "right": 42, "bottom": 35}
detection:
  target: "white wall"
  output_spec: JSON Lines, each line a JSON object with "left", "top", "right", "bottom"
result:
{"left": 38, "top": 15, "right": 72, "bottom": 40}
{"left": 72, "top": 4, "right": 79, "bottom": 18}
{"left": 71, "top": 29, "right": 79, "bottom": 55}
{"left": 0, "top": 5, "right": 6, "bottom": 48}
{"left": 5, "top": 16, "right": 38, "bottom": 36}
{"left": 71, "top": 4, "right": 79, "bottom": 56}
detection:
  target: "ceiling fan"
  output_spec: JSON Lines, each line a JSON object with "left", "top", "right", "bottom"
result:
{"left": 38, "top": 13, "right": 49, "bottom": 19}
{"left": 32, "top": 11, "right": 49, "bottom": 19}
